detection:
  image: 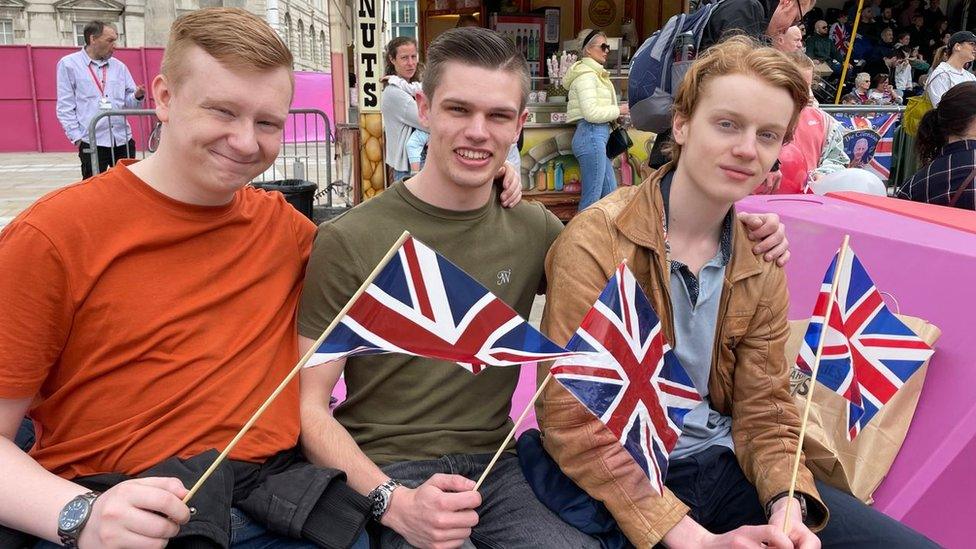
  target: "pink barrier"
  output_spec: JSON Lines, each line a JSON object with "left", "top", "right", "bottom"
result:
{"left": 0, "top": 45, "right": 332, "bottom": 152}
{"left": 738, "top": 194, "right": 975, "bottom": 548}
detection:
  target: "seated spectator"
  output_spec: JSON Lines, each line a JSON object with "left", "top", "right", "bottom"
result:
{"left": 894, "top": 46, "right": 922, "bottom": 97}
{"left": 806, "top": 20, "right": 844, "bottom": 73}
{"left": 880, "top": 6, "right": 897, "bottom": 28}
{"left": 868, "top": 73, "right": 902, "bottom": 104}
{"left": 900, "top": 0, "right": 921, "bottom": 28}
{"left": 539, "top": 36, "right": 938, "bottom": 549}
{"left": 830, "top": 12, "right": 850, "bottom": 50}
{"left": 774, "top": 25, "right": 804, "bottom": 52}
{"left": 841, "top": 72, "right": 874, "bottom": 103}
{"left": 927, "top": 31, "right": 976, "bottom": 107}
{"left": 895, "top": 81, "right": 976, "bottom": 209}
{"left": 856, "top": 9, "right": 881, "bottom": 40}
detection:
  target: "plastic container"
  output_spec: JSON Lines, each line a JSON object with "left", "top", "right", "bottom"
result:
{"left": 252, "top": 179, "right": 317, "bottom": 220}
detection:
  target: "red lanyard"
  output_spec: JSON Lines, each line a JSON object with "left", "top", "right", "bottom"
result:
{"left": 87, "top": 63, "right": 108, "bottom": 96}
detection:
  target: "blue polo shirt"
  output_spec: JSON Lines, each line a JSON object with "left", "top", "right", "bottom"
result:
{"left": 659, "top": 172, "right": 735, "bottom": 460}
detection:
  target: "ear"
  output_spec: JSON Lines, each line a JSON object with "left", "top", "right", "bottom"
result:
{"left": 416, "top": 90, "right": 431, "bottom": 129}
{"left": 672, "top": 111, "right": 690, "bottom": 147}
{"left": 514, "top": 108, "right": 529, "bottom": 143}
{"left": 152, "top": 74, "right": 172, "bottom": 123}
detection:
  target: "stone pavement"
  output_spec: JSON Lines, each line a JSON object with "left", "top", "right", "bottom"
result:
{"left": 0, "top": 152, "right": 82, "bottom": 229}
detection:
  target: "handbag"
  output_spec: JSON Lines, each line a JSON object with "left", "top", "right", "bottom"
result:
{"left": 606, "top": 124, "right": 633, "bottom": 159}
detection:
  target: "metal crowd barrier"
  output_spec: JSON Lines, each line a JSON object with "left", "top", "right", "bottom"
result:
{"left": 86, "top": 108, "right": 348, "bottom": 208}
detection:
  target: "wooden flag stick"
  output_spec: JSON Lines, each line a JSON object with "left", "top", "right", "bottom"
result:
{"left": 474, "top": 372, "right": 553, "bottom": 491}
{"left": 783, "top": 234, "right": 850, "bottom": 533}
{"left": 183, "top": 230, "right": 412, "bottom": 505}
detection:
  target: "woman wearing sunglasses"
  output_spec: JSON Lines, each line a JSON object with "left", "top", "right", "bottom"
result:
{"left": 566, "top": 29, "right": 630, "bottom": 210}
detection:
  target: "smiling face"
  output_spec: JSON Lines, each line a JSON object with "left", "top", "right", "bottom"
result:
{"left": 853, "top": 138, "right": 869, "bottom": 160}
{"left": 417, "top": 61, "right": 527, "bottom": 196}
{"left": 154, "top": 45, "right": 292, "bottom": 204}
{"left": 672, "top": 73, "right": 795, "bottom": 205}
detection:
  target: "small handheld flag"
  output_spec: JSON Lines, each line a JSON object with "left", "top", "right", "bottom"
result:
{"left": 308, "top": 234, "right": 574, "bottom": 372}
{"left": 550, "top": 263, "right": 701, "bottom": 496}
{"left": 796, "top": 245, "right": 934, "bottom": 440}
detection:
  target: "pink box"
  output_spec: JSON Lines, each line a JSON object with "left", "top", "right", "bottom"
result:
{"left": 738, "top": 194, "right": 976, "bottom": 548}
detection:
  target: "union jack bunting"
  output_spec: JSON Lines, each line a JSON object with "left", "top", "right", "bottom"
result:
{"left": 796, "top": 247, "right": 934, "bottom": 440}
{"left": 551, "top": 263, "right": 702, "bottom": 495}
{"left": 308, "top": 235, "right": 574, "bottom": 373}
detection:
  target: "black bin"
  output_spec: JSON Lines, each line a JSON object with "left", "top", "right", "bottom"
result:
{"left": 252, "top": 179, "right": 317, "bottom": 220}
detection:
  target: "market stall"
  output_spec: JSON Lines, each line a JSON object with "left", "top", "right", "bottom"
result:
{"left": 413, "top": 0, "right": 681, "bottom": 218}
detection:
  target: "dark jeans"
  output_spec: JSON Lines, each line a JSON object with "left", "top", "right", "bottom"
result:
{"left": 33, "top": 507, "right": 370, "bottom": 549}
{"left": 665, "top": 445, "right": 938, "bottom": 548}
{"left": 380, "top": 453, "right": 599, "bottom": 549}
{"left": 79, "top": 138, "right": 135, "bottom": 179}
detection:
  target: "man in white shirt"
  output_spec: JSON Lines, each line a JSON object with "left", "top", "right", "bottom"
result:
{"left": 927, "top": 31, "right": 976, "bottom": 107}
{"left": 56, "top": 21, "right": 145, "bottom": 179}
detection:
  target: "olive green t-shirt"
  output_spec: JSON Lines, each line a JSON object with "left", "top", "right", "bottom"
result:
{"left": 298, "top": 181, "right": 563, "bottom": 465}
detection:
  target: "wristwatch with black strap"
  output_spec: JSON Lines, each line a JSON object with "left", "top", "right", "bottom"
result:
{"left": 57, "top": 490, "right": 101, "bottom": 548}
{"left": 766, "top": 491, "right": 808, "bottom": 524}
{"left": 367, "top": 479, "right": 403, "bottom": 522}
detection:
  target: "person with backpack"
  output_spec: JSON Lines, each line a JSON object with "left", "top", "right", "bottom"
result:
{"left": 630, "top": 0, "right": 817, "bottom": 168}
{"left": 566, "top": 29, "right": 631, "bottom": 210}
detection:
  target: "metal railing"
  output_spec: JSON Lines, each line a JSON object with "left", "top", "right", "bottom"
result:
{"left": 86, "top": 108, "right": 349, "bottom": 208}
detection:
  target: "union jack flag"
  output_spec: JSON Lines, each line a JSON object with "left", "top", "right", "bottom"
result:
{"left": 550, "top": 263, "right": 702, "bottom": 495}
{"left": 796, "top": 247, "right": 934, "bottom": 440}
{"left": 307, "top": 235, "right": 574, "bottom": 373}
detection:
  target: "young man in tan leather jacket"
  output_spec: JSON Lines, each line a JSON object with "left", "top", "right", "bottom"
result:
{"left": 539, "top": 37, "right": 937, "bottom": 549}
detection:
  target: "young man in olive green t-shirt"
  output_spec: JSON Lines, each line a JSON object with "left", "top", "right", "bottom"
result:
{"left": 297, "top": 28, "right": 601, "bottom": 548}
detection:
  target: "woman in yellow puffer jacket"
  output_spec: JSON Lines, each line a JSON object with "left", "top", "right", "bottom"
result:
{"left": 566, "top": 29, "right": 630, "bottom": 210}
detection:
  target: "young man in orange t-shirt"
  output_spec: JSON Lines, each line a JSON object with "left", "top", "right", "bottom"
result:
{"left": 0, "top": 8, "right": 373, "bottom": 549}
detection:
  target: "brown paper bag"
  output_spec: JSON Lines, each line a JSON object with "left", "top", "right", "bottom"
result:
{"left": 785, "top": 315, "right": 941, "bottom": 504}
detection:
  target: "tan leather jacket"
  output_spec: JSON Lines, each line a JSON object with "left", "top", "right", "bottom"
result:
{"left": 538, "top": 167, "right": 827, "bottom": 546}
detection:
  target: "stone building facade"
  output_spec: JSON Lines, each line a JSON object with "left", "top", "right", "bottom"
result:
{"left": 0, "top": 0, "right": 333, "bottom": 72}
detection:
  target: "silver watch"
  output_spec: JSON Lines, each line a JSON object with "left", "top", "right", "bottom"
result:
{"left": 367, "top": 479, "right": 402, "bottom": 521}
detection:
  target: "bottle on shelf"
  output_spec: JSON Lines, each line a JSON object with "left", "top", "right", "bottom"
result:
{"left": 546, "top": 160, "right": 555, "bottom": 191}
{"left": 554, "top": 161, "right": 564, "bottom": 191}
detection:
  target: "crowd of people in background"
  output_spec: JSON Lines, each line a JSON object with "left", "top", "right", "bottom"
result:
{"left": 804, "top": 0, "right": 975, "bottom": 106}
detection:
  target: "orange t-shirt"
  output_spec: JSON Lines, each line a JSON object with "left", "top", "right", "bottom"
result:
{"left": 0, "top": 162, "right": 315, "bottom": 479}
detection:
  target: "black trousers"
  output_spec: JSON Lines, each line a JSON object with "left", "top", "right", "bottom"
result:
{"left": 665, "top": 445, "right": 938, "bottom": 548}
{"left": 79, "top": 138, "right": 135, "bottom": 179}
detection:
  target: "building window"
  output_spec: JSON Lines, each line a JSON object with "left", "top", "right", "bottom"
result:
{"left": 320, "top": 30, "right": 327, "bottom": 66}
{"left": 74, "top": 21, "right": 87, "bottom": 47}
{"left": 298, "top": 19, "right": 305, "bottom": 62}
{"left": 0, "top": 19, "right": 13, "bottom": 45}
{"left": 309, "top": 24, "right": 316, "bottom": 65}
{"left": 285, "top": 13, "right": 293, "bottom": 54}
{"left": 391, "top": 0, "right": 417, "bottom": 39}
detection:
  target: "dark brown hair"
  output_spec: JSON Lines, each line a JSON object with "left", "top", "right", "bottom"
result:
{"left": 916, "top": 81, "right": 976, "bottom": 163}
{"left": 422, "top": 27, "right": 530, "bottom": 110}
{"left": 385, "top": 36, "right": 421, "bottom": 83}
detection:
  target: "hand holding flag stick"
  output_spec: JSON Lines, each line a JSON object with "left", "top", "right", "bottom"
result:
{"left": 184, "top": 231, "right": 576, "bottom": 504}
{"left": 783, "top": 235, "right": 850, "bottom": 534}
{"left": 182, "top": 231, "right": 413, "bottom": 505}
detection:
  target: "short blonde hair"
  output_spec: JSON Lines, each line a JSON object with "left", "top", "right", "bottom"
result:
{"left": 161, "top": 7, "right": 293, "bottom": 89}
{"left": 668, "top": 36, "right": 808, "bottom": 162}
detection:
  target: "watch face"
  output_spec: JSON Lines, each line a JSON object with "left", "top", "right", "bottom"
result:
{"left": 59, "top": 498, "right": 90, "bottom": 531}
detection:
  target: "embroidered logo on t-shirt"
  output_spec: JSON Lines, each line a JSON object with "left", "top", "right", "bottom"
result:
{"left": 496, "top": 269, "right": 512, "bottom": 285}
